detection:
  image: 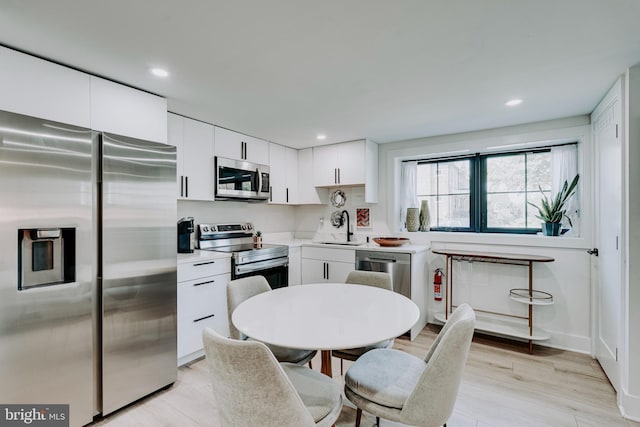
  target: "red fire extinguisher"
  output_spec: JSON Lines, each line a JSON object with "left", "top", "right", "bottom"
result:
{"left": 433, "top": 268, "right": 444, "bottom": 301}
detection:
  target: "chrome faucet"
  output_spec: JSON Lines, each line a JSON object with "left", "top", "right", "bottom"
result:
{"left": 340, "top": 210, "right": 354, "bottom": 242}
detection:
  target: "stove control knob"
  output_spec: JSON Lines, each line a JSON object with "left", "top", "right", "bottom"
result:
{"left": 247, "top": 224, "right": 253, "bottom": 230}
{"left": 211, "top": 226, "right": 217, "bottom": 232}
{"left": 202, "top": 226, "right": 209, "bottom": 232}
{"left": 241, "top": 224, "right": 247, "bottom": 230}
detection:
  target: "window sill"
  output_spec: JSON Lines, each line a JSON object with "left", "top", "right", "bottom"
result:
{"left": 397, "top": 230, "right": 590, "bottom": 250}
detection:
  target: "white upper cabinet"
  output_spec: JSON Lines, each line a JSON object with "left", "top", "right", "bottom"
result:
{"left": 313, "top": 139, "right": 378, "bottom": 203}
{"left": 269, "top": 143, "right": 298, "bottom": 204}
{"left": 0, "top": 46, "right": 91, "bottom": 127}
{"left": 0, "top": 47, "right": 167, "bottom": 143}
{"left": 269, "top": 143, "right": 286, "bottom": 204}
{"left": 285, "top": 147, "right": 299, "bottom": 204}
{"left": 90, "top": 77, "right": 167, "bottom": 143}
{"left": 168, "top": 113, "right": 214, "bottom": 200}
{"left": 297, "top": 148, "right": 328, "bottom": 205}
{"left": 214, "top": 126, "right": 269, "bottom": 165}
{"left": 167, "top": 113, "right": 184, "bottom": 198}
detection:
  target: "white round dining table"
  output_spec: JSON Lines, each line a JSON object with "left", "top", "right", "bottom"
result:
{"left": 232, "top": 283, "right": 420, "bottom": 376}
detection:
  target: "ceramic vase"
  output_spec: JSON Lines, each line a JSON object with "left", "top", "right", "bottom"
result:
{"left": 419, "top": 200, "right": 430, "bottom": 232}
{"left": 406, "top": 208, "right": 420, "bottom": 232}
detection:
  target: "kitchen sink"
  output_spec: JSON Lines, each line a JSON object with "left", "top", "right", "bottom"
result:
{"left": 315, "top": 241, "right": 364, "bottom": 246}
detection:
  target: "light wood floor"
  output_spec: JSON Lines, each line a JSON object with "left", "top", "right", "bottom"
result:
{"left": 92, "top": 325, "right": 639, "bottom": 427}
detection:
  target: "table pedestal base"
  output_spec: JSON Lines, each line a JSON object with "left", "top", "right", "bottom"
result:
{"left": 321, "top": 350, "right": 333, "bottom": 377}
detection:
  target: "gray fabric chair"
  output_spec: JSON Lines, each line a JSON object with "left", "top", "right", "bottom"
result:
{"left": 202, "top": 327, "right": 342, "bottom": 427}
{"left": 227, "top": 275, "right": 317, "bottom": 365}
{"left": 344, "top": 303, "right": 475, "bottom": 427}
{"left": 332, "top": 271, "right": 395, "bottom": 375}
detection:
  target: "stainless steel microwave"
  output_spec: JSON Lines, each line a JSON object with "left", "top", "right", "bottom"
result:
{"left": 215, "top": 156, "right": 270, "bottom": 200}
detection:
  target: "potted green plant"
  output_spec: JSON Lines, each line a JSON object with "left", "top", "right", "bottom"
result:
{"left": 528, "top": 174, "right": 580, "bottom": 236}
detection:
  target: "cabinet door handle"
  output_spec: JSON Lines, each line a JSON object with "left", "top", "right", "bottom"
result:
{"left": 180, "top": 176, "right": 184, "bottom": 197}
{"left": 270, "top": 186, "right": 273, "bottom": 202}
{"left": 338, "top": 168, "right": 341, "bottom": 184}
{"left": 185, "top": 176, "right": 189, "bottom": 198}
{"left": 193, "top": 261, "right": 216, "bottom": 266}
{"left": 193, "top": 280, "right": 215, "bottom": 287}
{"left": 193, "top": 314, "right": 215, "bottom": 323}
{"left": 286, "top": 188, "right": 289, "bottom": 203}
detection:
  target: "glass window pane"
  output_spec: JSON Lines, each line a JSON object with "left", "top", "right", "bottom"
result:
{"left": 438, "top": 161, "right": 470, "bottom": 195}
{"left": 486, "top": 154, "right": 525, "bottom": 192}
{"left": 527, "top": 152, "right": 551, "bottom": 191}
{"left": 436, "top": 195, "right": 470, "bottom": 228}
{"left": 526, "top": 190, "right": 551, "bottom": 228}
{"left": 486, "top": 193, "right": 525, "bottom": 228}
{"left": 417, "top": 159, "right": 471, "bottom": 229}
{"left": 416, "top": 163, "right": 437, "bottom": 195}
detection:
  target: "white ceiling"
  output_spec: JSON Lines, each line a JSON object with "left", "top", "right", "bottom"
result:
{"left": 1, "top": 1, "right": 640, "bottom": 148}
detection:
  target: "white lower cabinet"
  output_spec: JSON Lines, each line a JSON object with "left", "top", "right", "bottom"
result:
{"left": 288, "top": 246, "right": 301, "bottom": 285}
{"left": 177, "top": 257, "right": 230, "bottom": 365}
{"left": 300, "top": 247, "right": 355, "bottom": 284}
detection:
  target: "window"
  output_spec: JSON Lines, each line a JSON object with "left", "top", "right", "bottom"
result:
{"left": 412, "top": 144, "right": 575, "bottom": 234}
{"left": 417, "top": 158, "right": 473, "bottom": 230}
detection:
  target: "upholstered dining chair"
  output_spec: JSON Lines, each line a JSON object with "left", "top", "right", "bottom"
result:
{"left": 227, "top": 275, "right": 317, "bottom": 366}
{"left": 344, "top": 303, "right": 475, "bottom": 427}
{"left": 202, "top": 327, "right": 342, "bottom": 427}
{"left": 332, "top": 270, "right": 395, "bottom": 375}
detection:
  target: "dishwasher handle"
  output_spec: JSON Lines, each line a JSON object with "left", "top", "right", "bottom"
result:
{"left": 364, "top": 257, "right": 396, "bottom": 263}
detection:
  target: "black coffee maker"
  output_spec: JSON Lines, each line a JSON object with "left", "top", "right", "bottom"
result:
{"left": 177, "top": 217, "right": 195, "bottom": 253}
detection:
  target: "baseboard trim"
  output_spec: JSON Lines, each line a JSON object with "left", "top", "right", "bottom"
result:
{"left": 620, "top": 388, "right": 640, "bottom": 422}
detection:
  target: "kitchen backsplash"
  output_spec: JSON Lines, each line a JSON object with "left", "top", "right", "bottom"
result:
{"left": 177, "top": 186, "right": 392, "bottom": 239}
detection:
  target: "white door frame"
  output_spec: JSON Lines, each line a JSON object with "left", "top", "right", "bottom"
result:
{"left": 591, "top": 77, "right": 625, "bottom": 395}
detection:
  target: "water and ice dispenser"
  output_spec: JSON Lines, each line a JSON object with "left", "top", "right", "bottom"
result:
{"left": 18, "top": 228, "right": 76, "bottom": 290}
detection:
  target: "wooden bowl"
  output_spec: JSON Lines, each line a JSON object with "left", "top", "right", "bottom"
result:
{"left": 372, "top": 237, "right": 410, "bottom": 247}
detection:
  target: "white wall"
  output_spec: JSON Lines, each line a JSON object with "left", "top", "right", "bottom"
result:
{"left": 295, "top": 186, "right": 392, "bottom": 241}
{"left": 382, "top": 117, "right": 593, "bottom": 353}
{"left": 178, "top": 200, "right": 296, "bottom": 233}
{"left": 622, "top": 64, "right": 640, "bottom": 419}
{"left": 295, "top": 116, "right": 595, "bottom": 353}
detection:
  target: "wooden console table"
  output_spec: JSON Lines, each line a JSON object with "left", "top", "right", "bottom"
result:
{"left": 432, "top": 249, "right": 555, "bottom": 353}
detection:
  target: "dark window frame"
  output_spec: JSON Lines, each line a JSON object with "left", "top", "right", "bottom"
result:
{"left": 413, "top": 143, "right": 576, "bottom": 234}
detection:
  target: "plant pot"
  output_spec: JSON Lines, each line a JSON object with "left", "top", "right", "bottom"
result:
{"left": 542, "top": 222, "right": 562, "bottom": 236}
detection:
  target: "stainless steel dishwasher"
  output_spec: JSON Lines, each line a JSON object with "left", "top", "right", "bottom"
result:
{"left": 355, "top": 250, "right": 411, "bottom": 300}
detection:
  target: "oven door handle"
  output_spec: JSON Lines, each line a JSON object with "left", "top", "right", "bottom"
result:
{"left": 235, "top": 257, "right": 289, "bottom": 276}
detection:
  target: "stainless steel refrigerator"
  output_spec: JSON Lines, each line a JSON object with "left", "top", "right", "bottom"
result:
{"left": 0, "top": 110, "right": 177, "bottom": 426}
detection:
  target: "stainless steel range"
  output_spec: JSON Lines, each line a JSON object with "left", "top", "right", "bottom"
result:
{"left": 197, "top": 222, "right": 289, "bottom": 288}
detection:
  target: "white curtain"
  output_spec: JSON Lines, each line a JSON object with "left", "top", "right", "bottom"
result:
{"left": 550, "top": 144, "right": 579, "bottom": 235}
{"left": 399, "top": 161, "right": 418, "bottom": 231}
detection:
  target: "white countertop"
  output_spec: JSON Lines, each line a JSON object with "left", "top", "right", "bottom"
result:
{"left": 264, "top": 237, "right": 429, "bottom": 254}
{"left": 177, "top": 249, "right": 231, "bottom": 265}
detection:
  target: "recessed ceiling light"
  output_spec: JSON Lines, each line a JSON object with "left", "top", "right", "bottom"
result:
{"left": 316, "top": 134, "right": 327, "bottom": 140}
{"left": 505, "top": 99, "right": 523, "bottom": 107}
{"left": 150, "top": 68, "right": 169, "bottom": 78}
